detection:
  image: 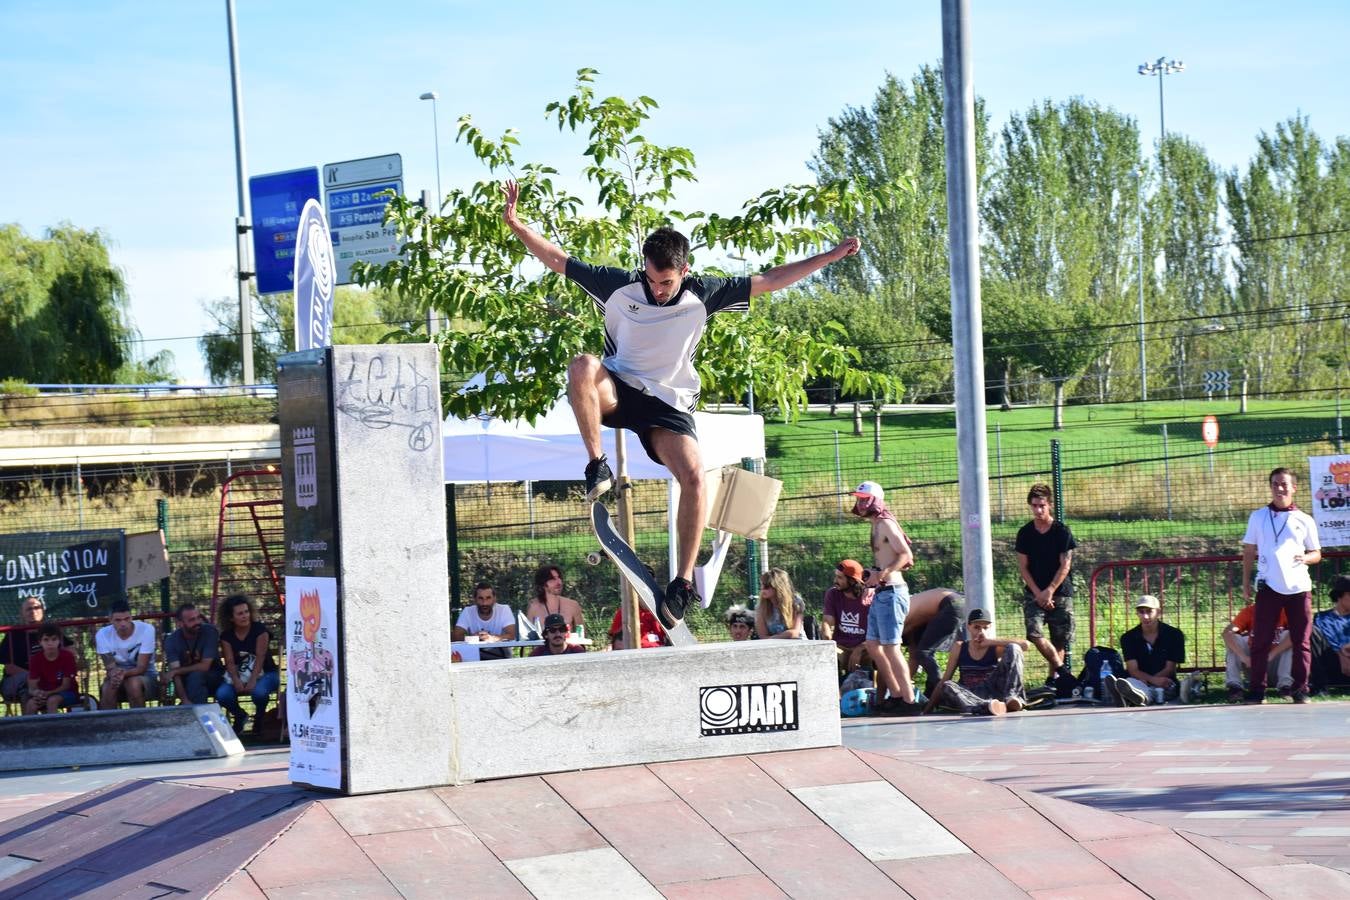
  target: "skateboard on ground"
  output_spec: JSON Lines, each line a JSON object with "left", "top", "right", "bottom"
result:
{"left": 590, "top": 501, "right": 698, "bottom": 647}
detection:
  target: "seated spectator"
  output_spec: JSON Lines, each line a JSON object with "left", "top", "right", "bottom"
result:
{"left": 756, "top": 568, "right": 805, "bottom": 640}
{"left": 901, "top": 587, "right": 967, "bottom": 698}
{"left": 821, "top": 559, "right": 871, "bottom": 674}
{"left": 453, "top": 582, "right": 517, "bottom": 660}
{"left": 725, "top": 605, "right": 754, "bottom": 641}
{"left": 524, "top": 565, "right": 586, "bottom": 632}
{"left": 163, "top": 602, "right": 224, "bottom": 705}
{"left": 609, "top": 605, "right": 667, "bottom": 650}
{"left": 1, "top": 596, "right": 52, "bottom": 707}
{"left": 23, "top": 624, "right": 80, "bottom": 715}
{"left": 1223, "top": 602, "right": 1292, "bottom": 702}
{"left": 1311, "top": 575, "right": 1350, "bottom": 692}
{"left": 530, "top": 613, "right": 587, "bottom": 657}
{"left": 1104, "top": 595, "right": 1185, "bottom": 707}
{"left": 216, "top": 594, "right": 280, "bottom": 734}
{"left": 931, "top": 608, "right": 1028, "bottom": 716}
{"left": 96, "top": 599, "right": 159, "bottom": 709}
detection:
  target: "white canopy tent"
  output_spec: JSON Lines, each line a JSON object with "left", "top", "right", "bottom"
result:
{"left": 441, "top": 399, "right": 764, "bottom": 595}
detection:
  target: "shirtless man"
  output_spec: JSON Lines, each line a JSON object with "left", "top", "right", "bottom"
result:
{"left": 900, "top": 588, "right": 967, "bottom": 698}
{"left": 524, "top": 565, "right": 585, "bottom": 632}
{"left": 852, "top": 480, "right": 920, "bottom": 716}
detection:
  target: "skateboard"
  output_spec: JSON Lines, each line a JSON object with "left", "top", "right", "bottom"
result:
{"left": 590, "top": 501, "right": 698, "bottom": 647}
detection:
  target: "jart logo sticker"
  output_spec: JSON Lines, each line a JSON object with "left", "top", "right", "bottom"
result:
{"left": 699, "top": 682, "right": 799, "bottom": 736}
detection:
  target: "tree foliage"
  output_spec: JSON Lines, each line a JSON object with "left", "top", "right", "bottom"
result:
{"left": 359, "top": 69, "right": 907, "bottom": 422}
{"left": 0, "top": 224, "right": 172, "bottom": 383}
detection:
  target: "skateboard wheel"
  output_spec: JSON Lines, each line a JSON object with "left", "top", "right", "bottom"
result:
{"left": 585, "top": 551, "right": 603, "bottom": 566}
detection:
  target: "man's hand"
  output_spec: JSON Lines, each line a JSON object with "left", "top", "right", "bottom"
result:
{"left": 502, "top": 179, "right": 520, "bottom": 226}
{"left": 831, "top": 237, "right": 861, "bottom": 261}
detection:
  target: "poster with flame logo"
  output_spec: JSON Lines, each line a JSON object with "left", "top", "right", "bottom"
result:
{"left": 285, "top": 574, "right": 341, "bottom": 789}
{"left": 1308, "top": 455, "right": 1350, "bottom": 548}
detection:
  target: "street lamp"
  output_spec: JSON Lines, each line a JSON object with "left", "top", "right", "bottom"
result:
{"left": 1137, "top": 57, "right": 1185, "bottom": 142}
{"left": 1130, "top": 170, "right": 1146, "bottom": 401}
{"left": 418, "top": 91, "right": 443, "bottom": 207}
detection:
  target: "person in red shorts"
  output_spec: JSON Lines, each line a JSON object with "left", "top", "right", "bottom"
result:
{"left": 24, "top": 624, "right": 80, "bottom": 715}
{"left": 530, "top": 613, "right": 586, "bottom": 657}
{"left": 1223, "top": 603, "right": 1292, "bottom": 702}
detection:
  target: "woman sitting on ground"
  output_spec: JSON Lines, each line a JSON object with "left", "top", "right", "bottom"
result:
{"left": 216, "top": 594, "right": 280, "bottom": 736}
{"left": 756, "top": 568, "right": 806, "bottom": 640}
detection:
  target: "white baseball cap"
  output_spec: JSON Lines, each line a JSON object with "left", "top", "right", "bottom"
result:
{"left": 853, "top": 480, "right": 884, "bottom": 500}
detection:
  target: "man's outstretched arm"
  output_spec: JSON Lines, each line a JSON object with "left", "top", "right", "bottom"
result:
{"left": 501, "top": 180, "right": 567, "bottom": 274}
{"left": 748, "top": 237, "right": 860, "bottom": 297}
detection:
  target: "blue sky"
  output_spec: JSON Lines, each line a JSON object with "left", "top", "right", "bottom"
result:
{"left": 3, "top": 1, "right": 1347, "bottom": 383}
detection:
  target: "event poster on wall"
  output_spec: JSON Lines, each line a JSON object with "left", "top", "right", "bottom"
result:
{"left": 1308, "top": 454, "right": 1350, "bottom": 548}
{"left": 285, "top": 574, "right": 342, "bottom": 789}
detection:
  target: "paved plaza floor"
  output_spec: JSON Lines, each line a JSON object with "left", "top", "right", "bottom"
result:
{"left": 0, "top": 702, "right": 1345, "bottom": 897}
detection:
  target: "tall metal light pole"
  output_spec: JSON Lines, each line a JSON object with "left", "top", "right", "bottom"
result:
{"left": 1137, "top": 57, "right": 1184, "bottom": 142}
{"left": 419, "top": 92, "right": 443, "bottom": 207}
{"left": 941, "top": 0, "right": 996, "bottom": 612}
{"left": 1131, "top": 170, "right": 1147, "bottom": 401}
{"left": 225, "top": 0, "right": 254, "bottom": 385}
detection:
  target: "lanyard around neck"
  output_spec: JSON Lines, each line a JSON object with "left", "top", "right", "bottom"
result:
{"left": 1268, "top": 506, "right": 1291, "bottom": 544}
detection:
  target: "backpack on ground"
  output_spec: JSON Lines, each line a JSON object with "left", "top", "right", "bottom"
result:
{"left": 1077, "top": 645, "right": 1125, "bottom": 698}
{"left": 1024, "top": 685, "right": 1057, "bottom": 710}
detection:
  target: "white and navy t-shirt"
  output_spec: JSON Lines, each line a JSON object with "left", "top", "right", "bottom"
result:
{"left": 565, "top": 259, "right": 751, "bottom": 412}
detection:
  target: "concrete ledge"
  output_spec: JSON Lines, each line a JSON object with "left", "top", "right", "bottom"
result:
{"left": 0, "top": 705, "right": 243, "bottom": 771}
{"left": 446, "top": 640, "right": 840, "bottom": 784}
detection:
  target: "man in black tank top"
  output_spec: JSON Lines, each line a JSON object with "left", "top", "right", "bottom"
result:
{"left": 930, "top": 609, "right": 1030, "bottom": 716}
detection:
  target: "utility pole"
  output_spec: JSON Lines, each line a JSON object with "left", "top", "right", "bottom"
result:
{"left": 225, "top": 0, "right": 254, "bottom": 385}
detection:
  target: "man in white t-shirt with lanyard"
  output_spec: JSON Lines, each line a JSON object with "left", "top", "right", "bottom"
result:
{"left": 502, "top": 179, "right": 860, "bottom": 629}
{"left": 1241, "top": 466, "right": 1322, "bottom": 703}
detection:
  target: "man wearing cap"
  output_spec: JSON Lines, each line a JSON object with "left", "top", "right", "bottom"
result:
{"left": 851, "top": 480, "right": 920, "bottom": 715}
{"left": 1311, "top": 575, "right": 1350, "bottom": 692}
{"left": 1241, "top": 467, "right": 1321, "bottom": 703}
{"left": 821, "top": 559, "right": 872, "bottom": 676}
{"left": 1015, "top": 482, "right": 1079, "bottom": 683}
{"left": 1104, "top": 595, "right": 1185, "bottom": 707}
{"left": 530, "top": 613, "right": 586, "bottom": 657}
{"left": 931, "top": 608, "right": 1028, "bottom": 716}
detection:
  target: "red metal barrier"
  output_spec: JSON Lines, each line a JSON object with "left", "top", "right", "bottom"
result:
{"left": 1088, "top": 549, "right": 1350, "bottom": 672}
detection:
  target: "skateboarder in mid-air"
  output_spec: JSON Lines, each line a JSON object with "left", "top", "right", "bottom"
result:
{"left": 502, "top": 179, "right": 861, "bottom": 628}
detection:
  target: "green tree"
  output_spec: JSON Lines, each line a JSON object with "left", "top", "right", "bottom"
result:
{"left": 1225, "top": 116, "right": 1348, "bottom": 398}
{"left": 359, "top": 69, "right": 904, "bottom": 422}
{"left": 198, "top": 285, "right": 423, "bottom": 384}
{"left": 0, "top": 223, "right": 171, "bottom": 384}
{"left": 809, "top": 66, "right": 988, "bottom": 401}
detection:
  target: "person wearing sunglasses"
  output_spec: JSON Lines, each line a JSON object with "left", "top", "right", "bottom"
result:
{"left": 530, "top": 613, "right": 586, "bottom": 657}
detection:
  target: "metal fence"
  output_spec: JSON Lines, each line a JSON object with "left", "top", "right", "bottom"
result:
{"left": 1, "top": 413, "right": 1346, "bottom": 658}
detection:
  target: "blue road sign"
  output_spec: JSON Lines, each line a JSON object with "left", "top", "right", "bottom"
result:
{"left": 250, "top": 167, "right": 321, "bottom": 295}
{"left": 293, "top": 199, "right": 336, "bottom": 351}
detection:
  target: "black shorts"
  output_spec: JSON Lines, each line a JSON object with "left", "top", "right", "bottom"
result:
{"left": 602, "top": 371, "right": 696, "bottom": 465}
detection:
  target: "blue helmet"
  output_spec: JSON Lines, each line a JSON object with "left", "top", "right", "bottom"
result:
{"left": 840, "top": 688, "right": 873, "bottom": 717}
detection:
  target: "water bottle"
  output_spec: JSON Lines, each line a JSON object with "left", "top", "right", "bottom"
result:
{"left": 1099, "top": 658, "right": 1111, "bottom": 690}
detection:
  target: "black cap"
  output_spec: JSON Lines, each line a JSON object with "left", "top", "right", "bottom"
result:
{"left": 966, "top": 608, "right": 992, "bottom": 625}
{"left": 543, "top": 613, "right": 567, "bottom": 631}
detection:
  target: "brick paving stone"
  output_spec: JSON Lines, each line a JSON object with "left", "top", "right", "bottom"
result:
{"left": 244, "top": 805, "right": 385, "bottom": 891}
{"left": 1015, "top": 789, "right": 1170, "bottom": 842}
{"left": 207, "top": 870, "right": 269, "bottom": 899}
{"left": 544, "top": 765, "right": 679, "bottom": 811}
{"left": 355, "top": 825, "right": 531, "bottom": 899}
{"left": 649, "top": 756, "right": 820, "bottom": 836}
{"left": 434, "top": 776, "right": 607, "bottom": 862}
{"left": 854, "top": 751, "right": 1026, "bottom": 815}
{"left": 582, "top": 798, "right": 757, "bottom": 886}
{"left": 658, "top": 873, "right": 788, "bottom": 899}
{"left": 1028, "top": 883, "right": 1151, "bottom": 899}
{"left": 727, "top": 824, "right": 909, "bottom": 898}
{"left": 263, "top": 872, "right": 404, "bottom": 899}
{"left": 1085, "top": 832, "right": 1267, "bottom": 899}
{"left": 876, "top": 852, "right": 1030, "bottom": 899}
{"left": 322, "top": 788, "right": 459, "bottom": 835}
{"left": 1237, "top": 862, "right": 1350, "bottom": 899}
{"left": 750, "top": 747, "right": 879, "bottom": 789}
{"left": 935, "top": 808, "right": 1119, "bottom": 893}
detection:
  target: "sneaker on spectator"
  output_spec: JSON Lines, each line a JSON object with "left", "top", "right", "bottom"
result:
{"left": 986, "top": 699, "right": 1007, "bottom": 716}
{"left": 1102, "top": 673, "right": 1124, "bottom": 707}
{"left": 231, "top": 712, "right": 249, "bottom": 736}
{"left": 1226, "top": 684, "right": 1245, "bottom": 703}
{"left": 1242, "top": 690, "right": 1265, "bottom": 704}
{"left": 1277, "top": 684, "right": 1293, "bottom": 698}
{"left": 1179, "top": 672, "right": 1203, "bottom": 704}
{"left": 1291, "top": 690, "right": 1309, "bottom": 704}
{"left": 1006, "top": 696, "right": 1025, "bottom": 712}
{"left": 1117, "top": 679, "right": 1148, "bottom": 707}
{"left": 584, "top": 455, "right": 613, "bottom": 501}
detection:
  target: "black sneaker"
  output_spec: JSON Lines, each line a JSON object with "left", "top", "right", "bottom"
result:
{"left": 1291, "top": 690, "right": 1309, "bottom": 704}
{"left": 660, "top": 577, "right": 698, "bottom": 628}
{"left": 584, "top": 455, "right": 613, "bottom": 501}
{"left": 1243, "top": 690, "right": 1265, "bottom": 704}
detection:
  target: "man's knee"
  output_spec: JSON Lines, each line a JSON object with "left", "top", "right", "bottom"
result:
{"left": 567, "top": 353, "right": 603, "bottom": 384}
